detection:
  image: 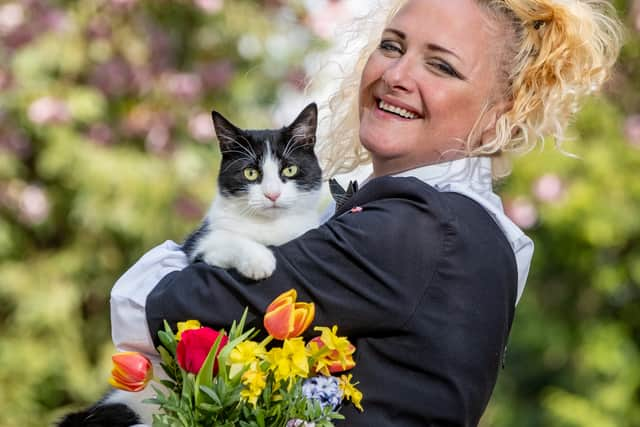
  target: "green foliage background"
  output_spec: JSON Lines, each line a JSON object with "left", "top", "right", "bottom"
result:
{"left": 0, "top": 0, "right": 638, "bottom": 426}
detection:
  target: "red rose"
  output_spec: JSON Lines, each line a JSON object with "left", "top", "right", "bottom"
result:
{"left": 176, "top": 327, "right": 228, "bottom": 374}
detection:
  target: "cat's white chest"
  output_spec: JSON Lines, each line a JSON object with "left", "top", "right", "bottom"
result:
{"left": 212, "top": 211, "right": 318, "bottom": 246}
{"left": 191, "top": 195, "right": 320, "bottom": 280}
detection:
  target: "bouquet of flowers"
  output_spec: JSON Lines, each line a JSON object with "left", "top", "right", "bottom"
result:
{"left": 109, "top": 289, "right": 363, "bottom": 427}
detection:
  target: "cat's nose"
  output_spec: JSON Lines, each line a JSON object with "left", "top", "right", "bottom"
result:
{"left": 264, "top": 192, "right": 281, "bottom": 202}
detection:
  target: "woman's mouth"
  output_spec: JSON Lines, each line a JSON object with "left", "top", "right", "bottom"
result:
{"left": 376, "top": 99, "right": 420, "bottom": 120}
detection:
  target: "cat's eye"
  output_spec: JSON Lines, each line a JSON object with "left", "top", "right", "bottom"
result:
{"left": 243, "top": 168, "right": 260, "bottom": 181}
{"left": 282, "top": 165, "right": 299, "bottom": 178}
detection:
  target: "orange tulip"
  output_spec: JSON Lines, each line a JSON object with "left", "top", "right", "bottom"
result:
{"left": 109, "top": 352, "right": 153, "bottom": 392}
{"left": 264, "top": 289, "right": 315, "bottom": 340}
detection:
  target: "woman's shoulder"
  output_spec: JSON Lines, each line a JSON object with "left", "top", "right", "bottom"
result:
{"left": 349, "top": 175, "right": 516, "bottom": 263}
{"left": 347, "top": 175, "right": 493, "bottom": 223}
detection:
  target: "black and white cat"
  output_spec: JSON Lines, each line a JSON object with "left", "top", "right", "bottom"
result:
{"left": 183, "top": 102, "right": 323, "bottom": 278}
{"left": 58, "top": 103, "right": 324, "bottom": 426}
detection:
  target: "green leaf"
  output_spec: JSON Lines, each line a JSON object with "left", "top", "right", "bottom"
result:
{"left": 181, "top": 371, "right": 195, "bottom": 403}
{"left": 197, "top": 402, "right": 223, "bottom": 413}
{"left": 194, "top": 333, "right": 226, "bottom": 406}
{"left": 229, "top": 308, "right": 249, "bottom": 340}
{"left": 199, "top": 385, "right": 223, "bottom": 406}
{"left": 158, "top": 320, "right": 177, "bottom": 355}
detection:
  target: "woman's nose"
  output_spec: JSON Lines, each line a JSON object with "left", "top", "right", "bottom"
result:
{"left": 381, "top": 56, "right": 415, "bottom": 92}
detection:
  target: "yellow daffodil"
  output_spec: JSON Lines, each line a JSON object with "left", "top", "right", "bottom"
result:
{"left": 265, "top": 337, "right": 310, "bottom": 383}
{"left": 240, "top": 366, "right": 267, "bottom": 406}
{"left": 340, "top": 374, "right": 363, "bottom": 412}
{"left": 228, "top": 340, "right": 267, "bottom": 377}
{"left": 310, "top": 326, "right": 356, "bottom": 375}
{"left": 175, "top": 319, "right": 201, "bottom": 340}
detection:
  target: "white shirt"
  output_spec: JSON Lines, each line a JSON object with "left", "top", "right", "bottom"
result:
{"left": 110, "top": 156, "right": 533, "bottom": 355}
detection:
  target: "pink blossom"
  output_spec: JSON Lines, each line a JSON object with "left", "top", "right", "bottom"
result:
{"left": 145, "top": 123, "right": 173, "bottom": 155}
{"left": 110, "top": 0, "right": 138, "bottom": 9}
{"left": 88, "top": 123, "right": 115, "bottom": 146}
{"left": 19, "top": 184, "right": 50, "bottom": 225}
{"left": 305, "top": 1, "right": 352, "bottom": 39}
{"left": 86, "top": 17, "right": 111, "bottom": 39}
{"left": 2, "top": 23, "right": 35, "bottom": 49}
{"left": 198, "top": 60, "right": 235, "bottom": 90}
{"left": 0, "top": 3, "right": 24, "bottom": 36}
{"left": 90, "top": 57, "right": 137, "bottom": 97}
{"left": 162, "top": 72, "right": 202, "bottom": 102}
{"left": 0, "top": 128, "right": 31, "bottom": 158}
{"left": 40, "top": 8, "right": 68, "bottom": 33}
{"left": 532, "top": 173, "right": 565, "bottom": 204}
{"left": 188, "top": 112, "right": 215, "bottom": 142}
{"left": 27, "top": 96, "right": 70, "bottom": 125}
{"left": 624, "top": 114, "right": 640, "bottom": 148}
{"left": 194, "top": 0, "right": 224, "bottom": 13}
{"left": 505, "top": 197, "right": 538, "bottom": 230}
{"left": 149, "top": 30, "right": 175, "bottom": 75}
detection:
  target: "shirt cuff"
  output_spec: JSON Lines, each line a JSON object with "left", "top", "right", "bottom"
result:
{"left": 110, "top": 240, "right": 188, "bottom": 355}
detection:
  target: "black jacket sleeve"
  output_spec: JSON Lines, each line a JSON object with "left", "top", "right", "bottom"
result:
{"left": 145, "top": 176, "right": 518, "bottom": 427}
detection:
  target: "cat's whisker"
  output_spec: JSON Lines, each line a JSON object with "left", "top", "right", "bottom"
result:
{"left": 282, "top": 134, "right": 299, "bottom": 159}
{"left": 219, "top": 135, "right": 258, "bottom": 160}
{"left": 236, "top": 134, "right": 258, "bottom": 159}
{"left": 282, "top": 133, "right": 313, "bottom": 159}
{"left": 220, "top": 156, "right": 254, "bottom": 173}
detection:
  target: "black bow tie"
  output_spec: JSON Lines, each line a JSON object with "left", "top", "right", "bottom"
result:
{"left": 329, "top": 178, "right": 358, "bottom": 210}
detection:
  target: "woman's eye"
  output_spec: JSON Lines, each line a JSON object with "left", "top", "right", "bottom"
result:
{"left": 281, "top": 165, "right": 299, "bottom": 178}
{"left": 379, "top": 40, "right": 403, "bottom": 54}
{"left": 243, "top": 168, "right": 260, "bottom": 181}
{"left": 429, "top": 61, "right": 460, "bottom": 78}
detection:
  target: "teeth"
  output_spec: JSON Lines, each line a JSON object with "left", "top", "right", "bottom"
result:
{"left": 378, "top": 100, "right": 418, "bottom": 119}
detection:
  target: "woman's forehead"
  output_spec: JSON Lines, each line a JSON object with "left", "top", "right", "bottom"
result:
{"left": 391, "top": 0, "right": 504, "bottom": 75}
{"left": 391, "top": 0, "right": 502, "bottom": 53}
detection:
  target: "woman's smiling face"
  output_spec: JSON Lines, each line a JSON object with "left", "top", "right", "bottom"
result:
{"left": 358, "top": 0, "right": 507, "bottom": 176}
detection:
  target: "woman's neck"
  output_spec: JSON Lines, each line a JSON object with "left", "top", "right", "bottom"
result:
{"left": 372, "top": 154, "right": 467, "bottom": 178}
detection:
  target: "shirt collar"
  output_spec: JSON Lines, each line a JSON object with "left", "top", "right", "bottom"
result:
{"left": 392, "top": 156, "right": 494, "bottom": 199}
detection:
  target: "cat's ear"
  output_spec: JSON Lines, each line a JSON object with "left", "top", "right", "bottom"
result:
{"left": 211, "top": 110, "right": 242, "bottom": 148}
{"left": 287, "top": 102, "right": 317, "bottom": 146}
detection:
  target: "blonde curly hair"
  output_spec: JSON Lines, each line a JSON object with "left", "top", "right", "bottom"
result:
{"left": 316, "top": 0, "right": 624, "bottom": 179}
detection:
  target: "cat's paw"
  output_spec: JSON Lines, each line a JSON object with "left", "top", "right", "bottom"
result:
{"left": 235, "top": 246, "right": 276, "bottom": 280}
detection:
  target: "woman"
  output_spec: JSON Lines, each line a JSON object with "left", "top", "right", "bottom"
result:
{"left": 110, "top": 0, "right": 622, "bottom": 425}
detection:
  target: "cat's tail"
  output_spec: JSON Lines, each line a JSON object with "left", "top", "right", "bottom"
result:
{"left": 56, "top": 402, "right": 141, "bottom": 427}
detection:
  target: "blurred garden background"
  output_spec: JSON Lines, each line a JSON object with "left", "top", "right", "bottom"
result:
{"left": 0, "top": 0, "right": 639, "bottom": 426}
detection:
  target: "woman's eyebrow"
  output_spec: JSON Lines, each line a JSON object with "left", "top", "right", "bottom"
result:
{"left": 383, "top": 27, "right": 462, "bottom": 62}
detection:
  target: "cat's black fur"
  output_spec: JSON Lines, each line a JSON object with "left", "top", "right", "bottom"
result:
{"left": 57, "top": 402, "right": 140, "bottom": 426}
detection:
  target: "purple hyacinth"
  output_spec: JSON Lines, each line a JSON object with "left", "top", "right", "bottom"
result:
{"left": 302, "top": 376, "right": 343, "bottom": 410}
{"left": 286, "top": 420, "right": 315, "bottom": 427}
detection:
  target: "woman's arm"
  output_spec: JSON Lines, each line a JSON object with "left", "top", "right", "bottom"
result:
{"left": 110, "top": 240, "right": 188, "bottom": 354}
{"left": 145, "top": 176, "right": 445, "bottom": 346}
